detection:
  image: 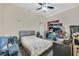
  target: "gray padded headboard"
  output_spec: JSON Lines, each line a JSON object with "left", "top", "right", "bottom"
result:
{"left": 19, "top": 30, "right": 35, "bottom": 37}
{"left": 19, "top": 30, "right": 35, "bottom": 40}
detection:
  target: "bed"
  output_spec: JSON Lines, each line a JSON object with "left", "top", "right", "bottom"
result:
{"left": 19, "top": 31, "right": 53, "bottom": 56}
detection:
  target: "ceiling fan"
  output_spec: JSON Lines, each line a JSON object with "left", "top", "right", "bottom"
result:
{"left": 36, "top": 3, "right": 54, "bottom": 12}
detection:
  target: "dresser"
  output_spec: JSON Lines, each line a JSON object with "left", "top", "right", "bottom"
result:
{"left": 53, "top": 41, "right": 72, "bottom": 56}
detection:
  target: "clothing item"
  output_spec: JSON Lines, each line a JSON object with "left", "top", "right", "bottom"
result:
{"left": 0, "top": 37, "right": 9, "bottom": 54}
{"left": 47, "top": 32, "right": 57, "bottom": 41}
{"left": 9, "top": 43, "right": 19, "bottom": 56}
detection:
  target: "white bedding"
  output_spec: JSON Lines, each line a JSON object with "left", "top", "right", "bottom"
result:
{"left": 21, "top": 36, "right": 53, "bottom": 56}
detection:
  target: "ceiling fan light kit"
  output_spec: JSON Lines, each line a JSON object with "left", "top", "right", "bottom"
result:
{"left": 42, "top": 7, "right": 47, "bottom": 12}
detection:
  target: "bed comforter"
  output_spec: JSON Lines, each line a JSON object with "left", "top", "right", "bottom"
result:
{"left": 21, "top": 36, "right": 53, "bottom": 56}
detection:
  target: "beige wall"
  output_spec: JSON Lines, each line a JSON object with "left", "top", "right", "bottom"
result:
{"left": 0, "top": 3, "right": 79, "bottom": 37}
{"left": 43, "top": 7, "right": 79, "bottom": 35}
{"left": 0, "top": 4, "right": 46, "bottom": 36}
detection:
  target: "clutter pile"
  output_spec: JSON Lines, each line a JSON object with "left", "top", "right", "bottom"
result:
{"left": 0, "top": 36, "right": 19, "bottom": 56}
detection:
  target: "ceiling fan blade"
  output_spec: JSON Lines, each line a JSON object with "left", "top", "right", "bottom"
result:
{"left": 36, "top": 7, "right": 42, "bottom": 10}
{"left": 47, "top": 6, "right": 54, "bottom": 9}
{"left": 38, "top": 3, "right": 43, "bottom": 5}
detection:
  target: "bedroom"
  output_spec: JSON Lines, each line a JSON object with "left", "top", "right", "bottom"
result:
{"left": 0, "top": 3, "right": 79, "bottom": 56}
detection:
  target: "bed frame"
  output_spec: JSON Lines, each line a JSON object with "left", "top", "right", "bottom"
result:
{"left": 19, "top": 30, "right": 53, "bottom": 56}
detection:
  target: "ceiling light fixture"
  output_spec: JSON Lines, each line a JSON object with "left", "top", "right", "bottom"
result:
{"left": 42, "top": 7, "right": 47, "bottom": 12}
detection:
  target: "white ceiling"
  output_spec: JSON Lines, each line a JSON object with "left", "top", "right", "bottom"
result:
{"left": 12, "top": 3, "right": 79, "bottom": 17}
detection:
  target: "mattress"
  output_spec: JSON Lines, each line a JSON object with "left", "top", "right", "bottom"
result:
{"left": 21, "top": 36, "right": 53, "bottom": 56}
